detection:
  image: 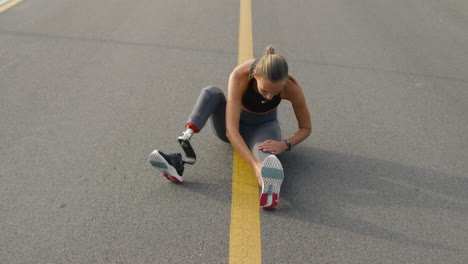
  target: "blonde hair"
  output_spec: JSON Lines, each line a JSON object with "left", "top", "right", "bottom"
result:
{"left": 254, "top": 45, "right": 288, "bottom": 82}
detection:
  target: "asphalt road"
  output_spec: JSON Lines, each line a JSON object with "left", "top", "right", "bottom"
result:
{"left": 1, "top": 0, "right": 467, "bottom": 263}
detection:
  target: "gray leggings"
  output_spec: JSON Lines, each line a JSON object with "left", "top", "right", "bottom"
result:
{"left": 186, "top": 86, "right": 282, "bottom": 162}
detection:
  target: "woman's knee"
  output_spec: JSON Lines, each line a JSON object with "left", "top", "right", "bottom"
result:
{"left": 251, "top": 142, "right": 271, "bottom": 162}
{"left": 202, "top": 86, "right": 223, "bottom": 96}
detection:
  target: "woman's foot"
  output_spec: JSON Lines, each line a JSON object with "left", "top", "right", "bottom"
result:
{"left": 149, "top": 150, "right": 185, "bottom": 183}
{"left": 259, "top": 155, "right": 284, "bottom": 210}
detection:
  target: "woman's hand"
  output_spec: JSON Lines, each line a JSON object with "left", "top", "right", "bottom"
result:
{"left": 254, "top": 162, "right": 263, "bottom": 187}
{"left": 257, "top": 140, "right": 287, "bottom": 155}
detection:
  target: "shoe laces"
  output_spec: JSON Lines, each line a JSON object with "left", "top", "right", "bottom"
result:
{"left": 166, "top": 153, "right": 184, "bottom": 175}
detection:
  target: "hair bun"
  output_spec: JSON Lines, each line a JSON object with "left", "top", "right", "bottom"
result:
{"left": 265, "top": 45, "right": 275, "bottom": 55}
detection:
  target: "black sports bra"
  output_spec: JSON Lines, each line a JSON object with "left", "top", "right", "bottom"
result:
{"left": 241, "top": 59, "right": 282, "bottom": 113}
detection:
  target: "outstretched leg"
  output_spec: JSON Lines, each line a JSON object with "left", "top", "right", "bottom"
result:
{"left": 240, "top": 110, "right": 284, "bottom": 210}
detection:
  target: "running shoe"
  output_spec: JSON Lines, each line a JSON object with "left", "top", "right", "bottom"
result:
{"left": 149, "top": 150, "right": 184, "bottom": 183}
{"left": 259, "top": 155, "right": 284, "bottom": 210}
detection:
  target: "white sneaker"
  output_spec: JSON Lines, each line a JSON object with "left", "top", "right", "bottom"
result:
{"left": 259, "top": 155, "right": 284, "bottom": 210}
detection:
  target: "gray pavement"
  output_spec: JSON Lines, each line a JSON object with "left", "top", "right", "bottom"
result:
{"left": 1, "top": 0, "right": 467, "bottom": 263}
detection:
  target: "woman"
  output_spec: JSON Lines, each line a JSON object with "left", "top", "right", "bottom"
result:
{"left": 149, "top": 45, "right": 312, "bottom": 210}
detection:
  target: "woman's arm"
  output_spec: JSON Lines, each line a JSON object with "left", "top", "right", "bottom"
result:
{"left": 257, "top": 78, "right": 312, "bottom": 154}
{"left": 285, "top": 78, "right": 312, "bottom": 147}
{"left": 226, "top": 60, "right": 264, "bottom": 184}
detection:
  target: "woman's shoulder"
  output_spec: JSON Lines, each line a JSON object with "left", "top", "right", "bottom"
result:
{"left": 231, "top": 59, "right": 256, "bottom": 78}
{"left": 228, "top": 59, "right": 256, "bottom": 98}
{"left": 287, "top": 74, "right": 299, "bottom": 85}
{"left": 282, "top": 74, "right": 304, "bottom": 100}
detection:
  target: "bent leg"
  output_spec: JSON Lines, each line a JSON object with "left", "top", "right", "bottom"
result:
{"left": 186, "top": 86, "right": 225, "bottom": 131}
{"left": 151, "top": 86, "right": 227, "bottom": 177}
{"left": 186, "top": 86, "right": 228, "bottom": 142}
{"left": 209, "top": 106, "right": 228, "bottom": 142}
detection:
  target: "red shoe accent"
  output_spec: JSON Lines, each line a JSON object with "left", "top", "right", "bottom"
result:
{"left": 259, "top": 193, "right": 269, "bottom": 207}
{"left": 170, "top": 176, "right": 183, "bottom": 183}
{"left": 163, "top": 173, "right": 171, "bottom": 181}
{"left": 186, "top": 123, "right": 200, "bottom": 133}
{"left": 163, "top": 173, "right": 182, "bottom": 183}
{"left": 261, "top": 193, "right": 279, "bottom": 210}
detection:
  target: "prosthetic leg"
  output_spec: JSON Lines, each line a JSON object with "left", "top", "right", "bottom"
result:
{"left": 178, "top": 128, "right": 196, "bottom": 165}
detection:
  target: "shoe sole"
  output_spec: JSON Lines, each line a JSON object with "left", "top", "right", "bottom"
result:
{"left": 149, "top": 150, "right": 183, "bottom": 183}
{"left": 259, "top": 155, "right": 284, "bottom": 210}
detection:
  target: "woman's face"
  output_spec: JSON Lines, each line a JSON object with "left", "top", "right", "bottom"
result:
{"left": 255, "top": 77, "right": 287, "bottom": 101}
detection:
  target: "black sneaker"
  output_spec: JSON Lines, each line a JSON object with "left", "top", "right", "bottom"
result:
{"left": 149, "top": 150, "right": 184, "bottom": 183}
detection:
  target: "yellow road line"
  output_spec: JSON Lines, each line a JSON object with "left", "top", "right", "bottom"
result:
{"left": 229, "top": 153, "right": 261, "bottom": 263}
{"left": 237, "top": 0, "right": 253, "bottom": 65}
{"left": 0, "top": 0, "right": 23, "bottom": 13}
{"left": 229, "top": 0, "right": 261, "bottom": 263}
